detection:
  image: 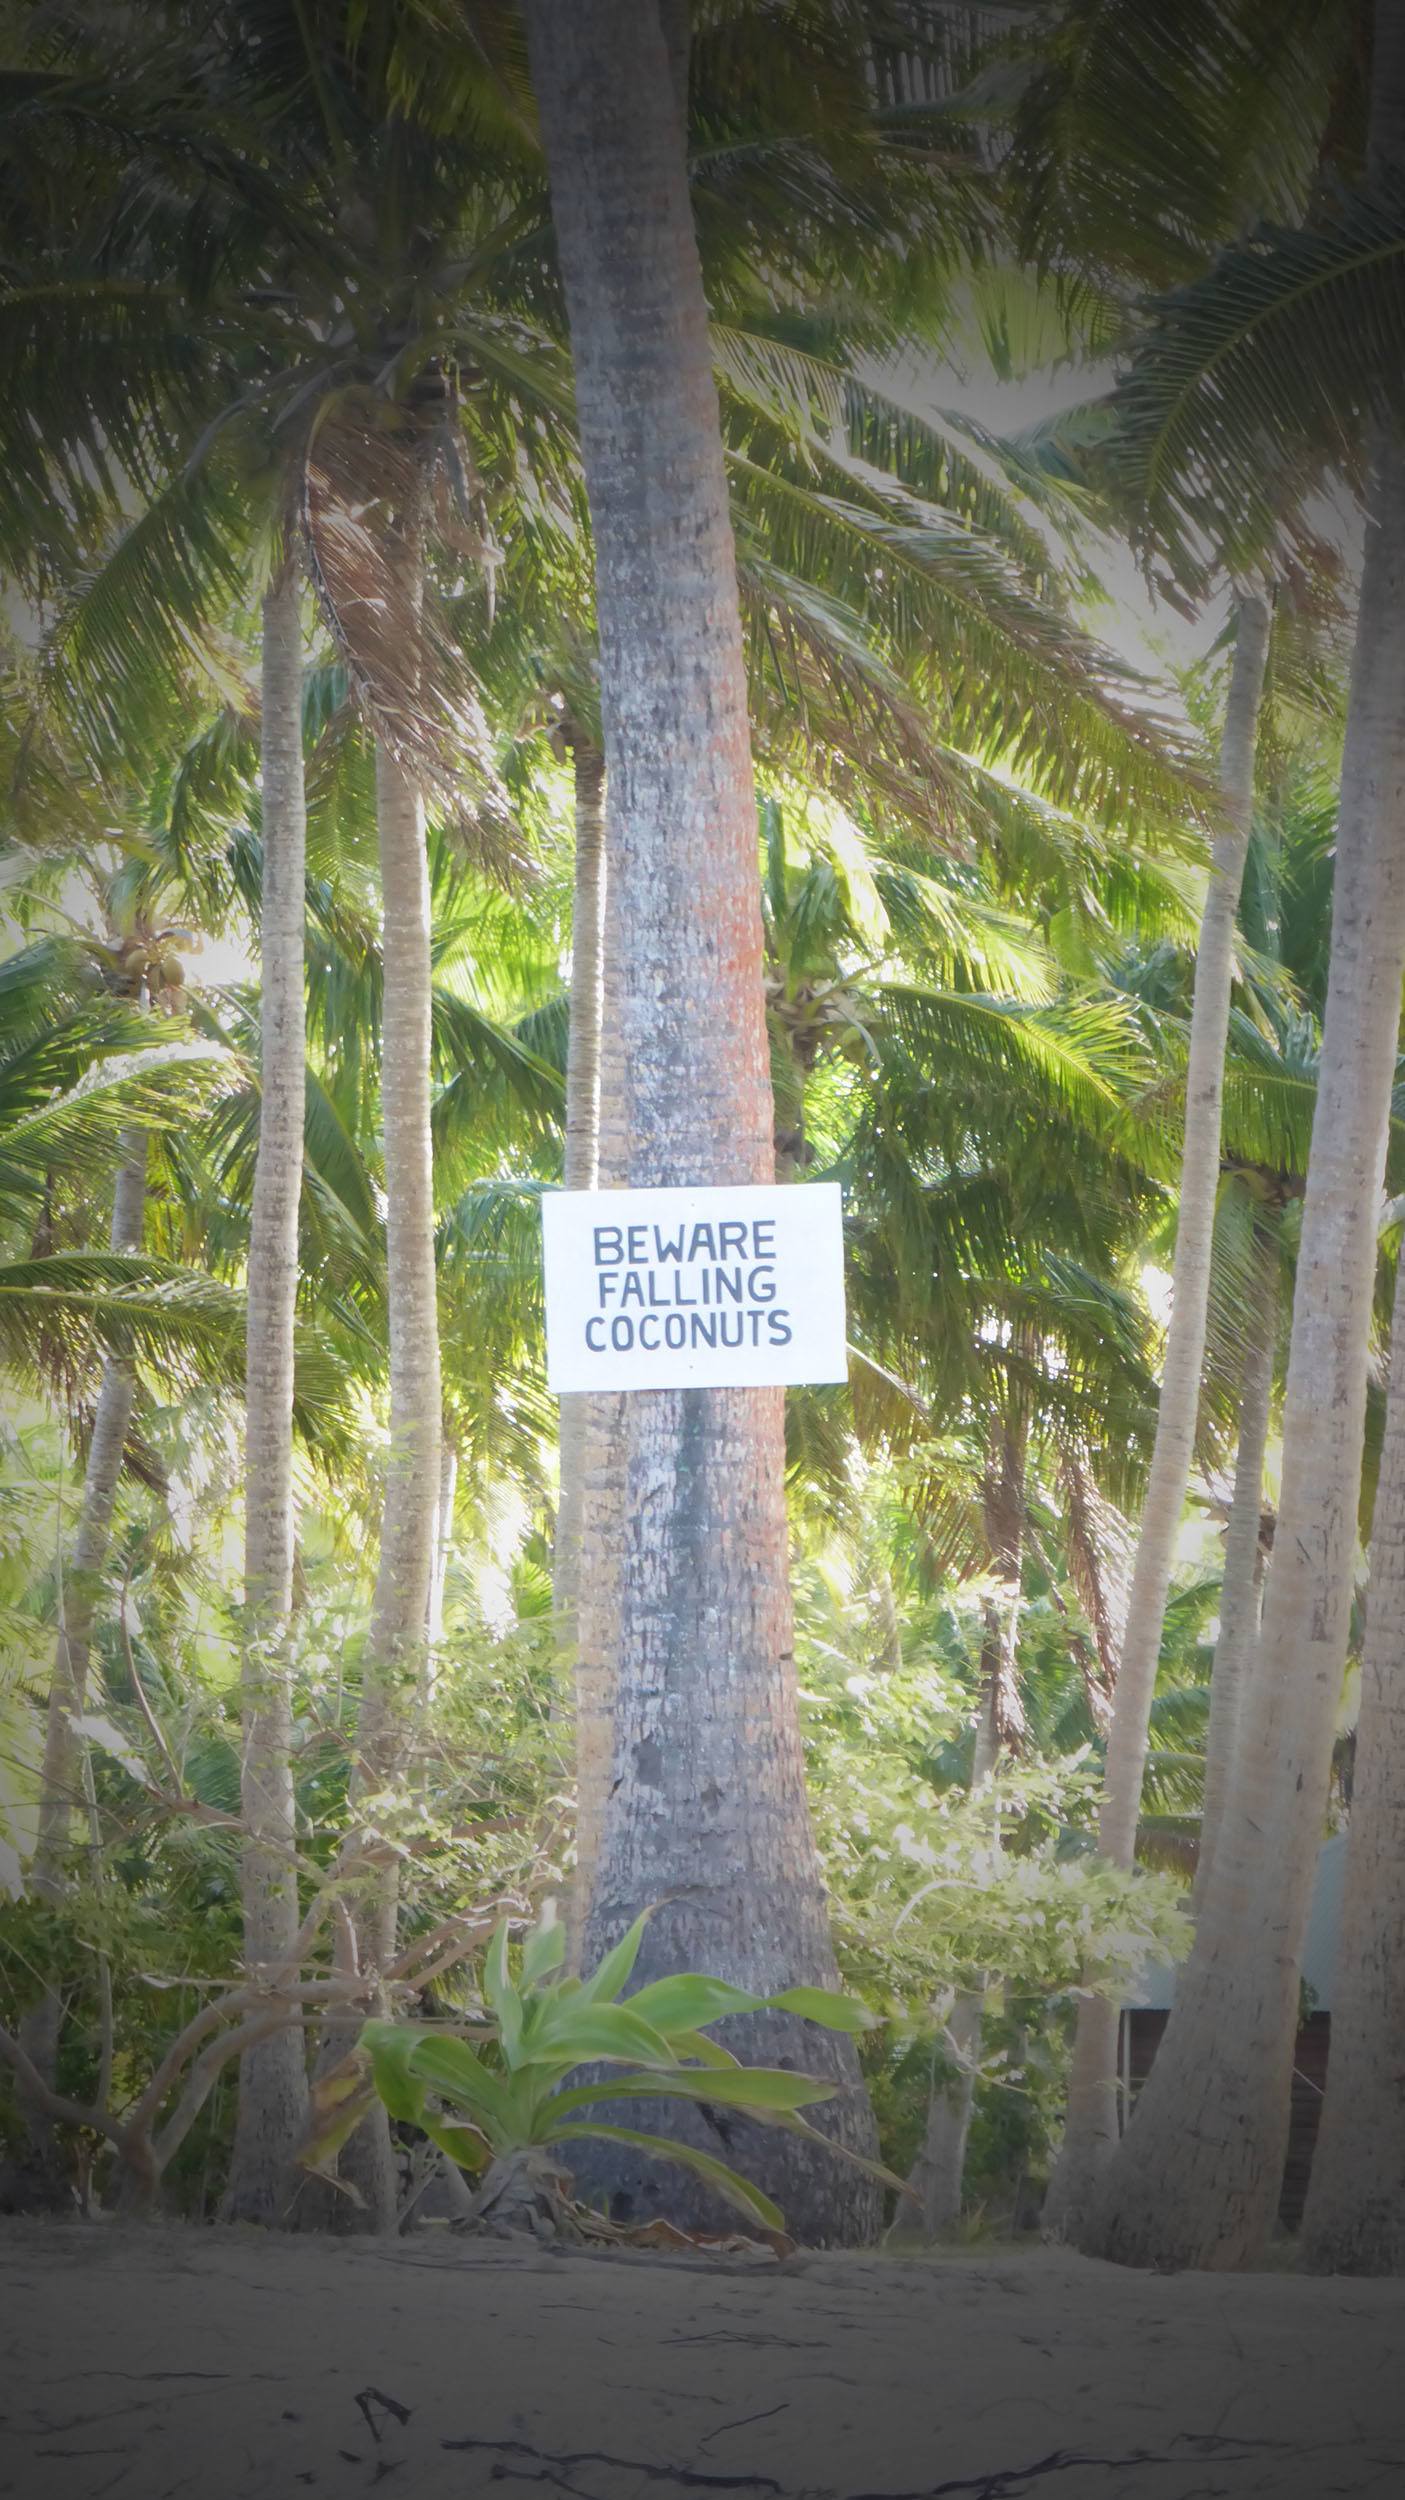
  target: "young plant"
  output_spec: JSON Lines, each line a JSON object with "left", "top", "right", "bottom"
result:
{"left": 304, "top": 1904, "right": 898, "bottom": 2235}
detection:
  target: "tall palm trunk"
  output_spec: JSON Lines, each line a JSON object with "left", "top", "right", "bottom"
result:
{"left": 324, "top": 517, "right": 443, "bottom": 2233}
{"left": 322, "top": 727, "right": 441, "bottom": 2231}
{"left": 1300, "top": 1241, "right": 1405, "bottom": 2272}
{"left": 1080, "top": 11, "right": 1405, "bottom": 2266}
{"left": 525, "top": 0, "right": 879, "bottom": 2243}
{"left": 569, "top": 800, "right": 628, "bottom": 1950}
{"left": 1043, "top": 592, "right": 1271, "bottom": 2236}
{"left": 6, "top": 1130, "right": 147, "bottom": 2209}
{"left": 225, "top": 558, "right": 311, "bottom": 2225}
{"left": 904, "top": 1416, "right": 1026, "bottom": 2237}
{"left": 1194, "top": 1218, "right": 1277, "bottom": 1904}
{"left": 427, "top": 1439, "right": 457, "bottom": 1648}
{"left": 552, "top": 739, "right": 607, "bottom": 1661}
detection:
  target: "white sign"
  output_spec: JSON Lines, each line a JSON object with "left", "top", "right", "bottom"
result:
{"left": 542, "top": 1182, "right": 848, "bottom": 1392}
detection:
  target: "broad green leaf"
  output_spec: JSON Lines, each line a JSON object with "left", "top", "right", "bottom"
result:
{"left": 483, "top": 1918, "right": 524, "bottom": 2060}
{"left": 621, "top": 1974, "right": 764, "bottom": 2034}
{"left": 520, "top": 1908, "right": 566, "bottom": 1989}
{"left": 667, "top": 2029, "right": 742, "bottom": 2071}
{"left": 526, "top": 1997, "right": 679, "bottom": 2070}
{"left": 580, "top": 1907, "right": 653, "bottom": 2004}
{"left": 421, "top": 2115, "right": 493, "bottom": 2176}
{"left": 549, "top": 2122, "right": 785, "bottom": 2234}
{"left": 747, "top": 2103, "right": 914, "bottom": 2197}
{"left": 362, "top": 2021, "right": 434, "bottom": 2126}
{"left": 406, "top": 2032, "right": 515, "bottom": 2139}
{"left": 766, "top": 1987, "right": 881, "bottom": 2036}
{"left": 546, "top": 2066, "right": 837, "bottom": 2119}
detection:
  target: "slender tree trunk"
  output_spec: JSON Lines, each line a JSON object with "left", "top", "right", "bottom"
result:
{"left": 905, "top": 1990, "right": 985, "bottom": 2239}
{"left": 1195, "top": 1219, "right": 1278, "bottom": 1904}
{"left": 1043, "top": 592, "right": 1272, "bottom": 2238}
{"left": 525, "top": 0, "right": 879, "bottom": 2243}
{"left": 1300, "top": 1241, "right": 1405, "bottom": 2272}
{"left": 903, "top": 1416, "right": 1027, "bottom": 2237}
{"left": 4, "top": 1131, "right": 147, "bottom": 2211}
{"left": 427, "top": 1439, "right": 457, "bottom": 1649}
{"left": 568, "top": 757, "right": 629, "bottom": 1955}
{"left": 225, "top": 559, "right": 311, "bottom": 2226}
{"left": 1080, "top": 12, "right": 1405, "bottom": 2258}
{"left": 323, "top": 509, "right": 443, "bottom": 2232}
{"left": 326, "top": 726, "right": 441, "bottom": 2231}
{"left": 553, "top": 741, "right": 607, "bottom": 1662}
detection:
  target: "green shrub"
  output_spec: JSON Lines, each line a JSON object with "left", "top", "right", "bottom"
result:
{"left": 306, "top": 1903, "right": 899, "bottom": 2234}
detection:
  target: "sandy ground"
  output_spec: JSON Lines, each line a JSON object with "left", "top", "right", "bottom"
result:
{"left": 2, "top": 2224, "right": 1403, "bottom": 2500}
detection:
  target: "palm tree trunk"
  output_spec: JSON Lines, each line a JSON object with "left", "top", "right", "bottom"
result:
{"left": 427, "top": 1439, "right": 457, "bottom": 1648}
{"left": 1299, "top": 1240, "right": 1405, "bottom": 2272}
{"left": 1079, "top": 9, "right": 1405, "bottom": 2255}
{"left": 905, "top": 1990, "right": 985, "bottom": 2239}
{"left": 225, "top": 557, "right": 311, "bottom": 2226}
{"left": 1043, "top": 591, "right": 1272, "bottom": 2238}
{"left": 552, "top": 740, "right": 607, "bottom": 1661}
{"left": 322, "top": 500, "right": 443, "bottom": 2231}
{"left": 525, "top": 0, "right": 879, "bottom": 2244}
{"left": 7, "top": 1130, "right": 147, "bottom": 2209}
{"left": 318, "top": 725, "right": 442, "bottom": 2233}
{"left": 1194, "top": 1219, "right": 1278, "bottom": 1904}
{"left": 567, "top": 756, "right": 629, "bottom": 1956}
{"left": 903, "top": 1415, "right": 1027, "bottom": 2237}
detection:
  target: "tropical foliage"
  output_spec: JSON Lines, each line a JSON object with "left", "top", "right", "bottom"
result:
{"left": 0, "top": 0, "right": 1400, "bottom": 2276}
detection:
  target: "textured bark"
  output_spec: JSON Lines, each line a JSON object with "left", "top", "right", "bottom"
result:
{"left": 553, "top": 742, "right": 608, "bottom": 1662}
{"left": 427, "top": 1441, "right": 457, "bottom": 1649}
{"left": 1080, "top": 18, "right": 1405, "bottom": 2255}
{"left": 225, "top": 560, "right": 311, "bottom": 2225}
{"left": 5, "top": 1131, "right": 147, "bottom": 2211}
{"left": 1300, "top": 1242, "right": 1405, "bottom": 2272}
{"left": 525, "top": 0, "right": 879, "bottom": 2243}
{"left": 324, "top": 511, "right": 443, "bottom": 2232}
{"left": 330, "top": 726, "right": 442, "bottom": 2231}
{"left": 1043, "top": 592, "right": 1271, "bottom": 2239}
{"left": 568, "top": 794, "right": 628, "bottom": 1953}
{"left": 1195, "top": 1222, "right": 1278, "bottom": 1905}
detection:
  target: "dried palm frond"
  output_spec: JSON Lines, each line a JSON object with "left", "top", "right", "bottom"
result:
{"left": 300, "top": 390, "right": 523, "bottom": 880}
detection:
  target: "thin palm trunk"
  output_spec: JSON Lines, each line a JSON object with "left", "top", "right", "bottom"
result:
{"left": 552, "top": 740, "right": 607, "bottom": 1662}
{"left": 1299, "top": 1241, "right": 1405, "bottom": 2272}
{"left": 324, "top": 728, "right": 441, "bottom": 2231}
{"left": 6, "top": 1129, "right": 147, "bottom": 2209}
{"left": 1195, "top": 1219, "right": 1278, "bottom": 1904}
{"left": 568, "top": 817, "right": 628, "bottom": 1953}
{"left": 225, "top": 558, "right": 311, "bottom": 2226}
{"left": 1044, "top": 592, "right": 1271, "bottom": 2237}
{"left": 525, "top": 0, "right": 879, "bottom": 2243}
{"left": 1080, "top": 10, "right": 1405, "bottom": 2261}
{"left": 427, "top": 1439, "right": 457, "bottom": 1648}
{"left": 903, "top": 1418, "right": 1026, "bottom": 2238}
{"left": 326, "top": 516, "right": 443, "bottom": 2232}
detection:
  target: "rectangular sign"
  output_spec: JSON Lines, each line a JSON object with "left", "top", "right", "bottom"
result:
{"left": 542, "top": 1182, "right": 848, "bottom": 1392}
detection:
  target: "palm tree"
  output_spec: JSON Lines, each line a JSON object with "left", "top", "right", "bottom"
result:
{"left": 0, "top": 928, "right": 246, "bottom": 2204}
{"left": 1081, "top": 0, "right": 1405, "bottom": 2268}
{"left": 523, "top": 0, "right": 883, "bottom": 2243}
{"left": 1043, "top": 598, "right": 1273, "bottom": 2232}
{"left": 1300, "top": 1235, "right": 1405, "bottom": 2272}
{"left": 548, "top": 713, "right": 607, "bottom": 1660}
{"left": 902, "top": 1387, "right": 1029, "bottom": 2237}
{"left": 1193, "top": 1207, "right": 1279, "bottom": 1899}
{"left": 222, "top": 551, "right": 312, "bottom": 2223}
